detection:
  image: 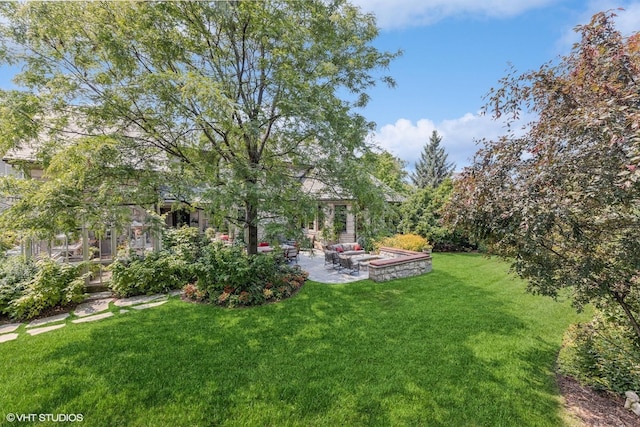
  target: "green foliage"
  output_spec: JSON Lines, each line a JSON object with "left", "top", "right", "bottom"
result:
{"left": 109, "top": 251, "right": 192, "bottom": 298}
{"left": 194, "top": 243, "right": 252, "bottom": 296}
{"left": 398, "top": 180, "right": 475, "bottom": 251}
{"left": 0, "top": 256, "right": 37, "bottom": 315}
{"left": 362, "top": 149, "right": 411, "bottom": 195}
{"left": 0, "top": 0, "right": 399, "bottom": 254}
{"left": 374, "top": 233, "right": 430, "bottom": 252}
{"left": 410, "top": 130, "right": 455, "bottom": 189}
{"left": 188, "top": 242, "right": 307, "bottom": 308}
{"left": 559, "top": 310, "right": 640, "bottom": 394}
{"left": 162, "top": 226, "right": 205, "bottom": 264}
{"left": 8, "top": 257, "right": 86, "bottom": 320}
{"left": 0, "top": 230, "right": 18, "bottom": 253}
{"left": 446, "top": 11, "right": 640, "bottom": 345}
{"left": 110, "top": 226, "right": 210, "bottom": 298}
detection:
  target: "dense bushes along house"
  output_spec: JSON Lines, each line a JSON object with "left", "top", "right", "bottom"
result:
{"left": 0, "top": 256, "right": 87, "bottom": 320}
{"left": 109, "top": 227, "right": 307, "bottom": 308}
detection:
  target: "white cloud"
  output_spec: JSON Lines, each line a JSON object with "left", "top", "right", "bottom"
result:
{"left": 556, "top": 1, "right": 640, "bottom": 52}
{"left": 351, "top": 0, "right": 557, "bottom": 30}
{"left": 370, "top": 112, "right": 530, "bottom": 171}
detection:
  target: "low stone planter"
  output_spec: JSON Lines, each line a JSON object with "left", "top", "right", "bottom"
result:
{"left": 368, "top": 247, "right": 432, "bottom": 282}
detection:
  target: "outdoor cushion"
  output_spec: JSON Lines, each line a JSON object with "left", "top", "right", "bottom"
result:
{"left": 259, "top": 242, "right": 269, "bottom": 247}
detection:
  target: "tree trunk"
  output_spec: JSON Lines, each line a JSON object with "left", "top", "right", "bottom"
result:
{"left": 245, "top": 201, "right": 258, "bottom": 255}
{"left": 613, "top": 291, "right": 640, "bottom": 346}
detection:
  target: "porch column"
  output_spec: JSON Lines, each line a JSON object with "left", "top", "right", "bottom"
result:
{"left": 110, "top": 228, "right": 117, "bottom": 260}
{"left": 82, "top": 224, "right": 89, "bottom": 263}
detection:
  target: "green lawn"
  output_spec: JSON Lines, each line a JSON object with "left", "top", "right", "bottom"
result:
{"left": 0, "top": 253, "right": 588, "bottom": 426}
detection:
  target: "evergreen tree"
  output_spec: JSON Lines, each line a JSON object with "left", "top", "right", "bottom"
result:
{"left": 410, "top": 130, "right": 455, "bottom": 188}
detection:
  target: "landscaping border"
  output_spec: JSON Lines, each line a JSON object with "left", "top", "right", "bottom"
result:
{"left": 368, "top": 247, "right": 432, "bottom": 282}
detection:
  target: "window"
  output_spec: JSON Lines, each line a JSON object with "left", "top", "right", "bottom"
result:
{"left": 334, "top": 205, "right": 347, "bottom": 233}
{"left": 317, "top": 205, "right": 326, "bottom": 231}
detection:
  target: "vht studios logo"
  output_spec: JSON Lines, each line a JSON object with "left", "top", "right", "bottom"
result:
{"left": 6, "top": 413, "right": 84, "bottom": 423}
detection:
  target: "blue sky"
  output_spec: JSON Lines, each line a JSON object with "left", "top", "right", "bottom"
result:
{"left": 1, "top": 0, "right": 639, "bottom": 171}
{"left": 353, "top": 0, "right": 640, "bottom": 170}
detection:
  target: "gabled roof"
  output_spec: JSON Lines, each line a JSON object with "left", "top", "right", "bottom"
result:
{"left": 300, "top": 173, "right": 405, "bottom": 203}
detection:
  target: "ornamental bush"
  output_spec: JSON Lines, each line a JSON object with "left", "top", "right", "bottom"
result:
{"left": 110, "top": 228, "right": 308, "bottom": 306}
{"left": 188, "top": 242, "right": 307, "bottom": 308}
{"left": 8, "top": 257, "right": 86, "bottom": 320}
{"left": 374, "top": 233, "right": 431, "bottom": 252}
{"left": 109, "top": 250, "right": 193, "bottom": 297}
{"left": 162, "top": 226, "right": 206, "bottom": 264}
{"left": 0, "top": 256, "right": 38, "bottom": 316}
{"left": 558, "top": 309, "right": 640, "bottom": 394}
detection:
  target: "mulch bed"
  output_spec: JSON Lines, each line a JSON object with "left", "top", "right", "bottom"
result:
{"left": 557, "top": 374, "right": 639, "bottom": 426}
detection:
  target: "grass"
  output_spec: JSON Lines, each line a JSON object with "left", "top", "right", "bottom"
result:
{"left": 0, "top": 253, "right": 589, "bottom": 426}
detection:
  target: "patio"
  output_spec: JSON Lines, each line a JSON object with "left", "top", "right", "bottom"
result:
{"left": 296, "top": 249, "right": 371, "bottom": 284}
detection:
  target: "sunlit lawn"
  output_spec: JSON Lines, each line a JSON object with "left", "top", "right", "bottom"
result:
{"left": 0, "top": 253, "right": 588, "bottom": 426}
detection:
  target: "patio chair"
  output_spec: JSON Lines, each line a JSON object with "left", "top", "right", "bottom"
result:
{"left": 285, "top": 246, "right": 299, "bottom": 263}
{"left": 338, "top": 255, "right": 359, "bottom": 275}
{"left": 324, "top": 250, "right": 337, "bottom": 267}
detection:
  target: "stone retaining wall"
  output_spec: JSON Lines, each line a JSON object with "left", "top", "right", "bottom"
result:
{"left": 368, "top": 247, "right": 432, "bottom": 282}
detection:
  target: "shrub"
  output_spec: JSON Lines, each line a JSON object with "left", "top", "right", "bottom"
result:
{"left": 162, "top": 226, "right": 205, "bottom": 264}
{"left": 0, "top": 256, "right": 38, "bottom": 315}
{"left": 9, "top": 258, "right": 86, "bottom": 320}
{"left": 185, "top": 243, "right": 308, "bottom": 308}
{"left": 193, "top": 242, "right": 252, "bottom": 297}
{"left": 109, "top": 251, "right": 192, "bottom": 297}
{"left": 558, "top": 310, "right": 640, "bottom": 394}
{"left": 374, "top": 233, "right": 431, "bottom": 252}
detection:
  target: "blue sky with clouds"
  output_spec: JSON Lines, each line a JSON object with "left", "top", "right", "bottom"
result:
{"left": 0, "top": 1, "right": 639, "bottom": 171}
{"left": 353, "top": 0, "right": 640, "bottom": 170}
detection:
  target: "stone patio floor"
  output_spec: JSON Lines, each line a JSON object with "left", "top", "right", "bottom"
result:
{"left": 296, "top": 249, "right": 369, "bottom": 284}
{"left": 0, "top": 251, "right": 368, "bottom": 344}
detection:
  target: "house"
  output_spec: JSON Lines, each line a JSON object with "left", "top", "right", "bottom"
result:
{"left": 299, "top": 173, "right": 404, "bottom": 248}
{"left": 1, "top": 123, "right": 404, "bottom": 257}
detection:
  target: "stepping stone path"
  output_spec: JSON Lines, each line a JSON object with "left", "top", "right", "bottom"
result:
{"left": 74, "top": 298, "right": 114, "bottom": 317}
{"left": 0, "top": 333, "right": 18, "bottom": 343}
{"left": 72, "top": 312, "right": 114, "bottom": 324}
{"left": 27, "top": 324, "right": 65, "bottom": 336}
{"left": 0, "top": 323, "right": 21, "bottom": 334}
{"left": 114, "top": 294, "right": 167, "bottom": 307}
{"left": 0, "top": 290, "right": 182, "bottom": 344}
{"left": 27, "top": 313, "right": 70, "bottom": 328}
{"left": 132, "top": 300, "right": 168, "bottom": 310}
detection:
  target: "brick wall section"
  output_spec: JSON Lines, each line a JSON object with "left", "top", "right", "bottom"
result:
{"left": 368, "top": 247, "right": 432, "bottom": 282}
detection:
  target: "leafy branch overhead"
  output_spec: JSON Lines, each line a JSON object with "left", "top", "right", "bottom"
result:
{"left": 0, "top": 0, "right": 399, "bottom": 253}
{"left": 446, "top": 10, "right": 640, "bottom": 343}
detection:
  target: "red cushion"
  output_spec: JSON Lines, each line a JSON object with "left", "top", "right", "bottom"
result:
{"left": 259, "top": 242, "right": 269, "bottom": 247}
{"left": 355, "top": 244, "right": 361, "bottom": 251}
{"left": 221, "top": 235, "right": 229, "bottom": 241}
{"left": 336, "top": 246, "right": 344, "bottom": 253}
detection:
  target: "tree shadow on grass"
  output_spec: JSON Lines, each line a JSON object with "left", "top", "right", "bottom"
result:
{"left": 11, "top": 269, "right": 572, "bottom": 426}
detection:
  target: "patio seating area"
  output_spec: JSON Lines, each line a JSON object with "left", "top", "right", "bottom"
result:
{"left": 299, "top": 249, "right": 387, "bottom": 284}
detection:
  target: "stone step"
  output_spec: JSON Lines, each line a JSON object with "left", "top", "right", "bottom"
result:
{"left": 89, "top": 270, "right": 112, "bottom": 285}
{"left": 86, "top": 282, "right": 110, "bottom": 294}
{"left": 83, "top": 290, "right": 114, "bottom": 301}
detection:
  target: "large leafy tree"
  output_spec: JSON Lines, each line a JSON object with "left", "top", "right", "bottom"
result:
{"left": 0, "top": 1, "right": 397, "bottom": 254}
{"left": 410, "top": 130, "right": 454, "bottom": 189}
{"left": 446, "top": 11, "right": 640, "bottom": 343}
{"left": 362, "top": 149, "right": 410, "bottom": 195}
